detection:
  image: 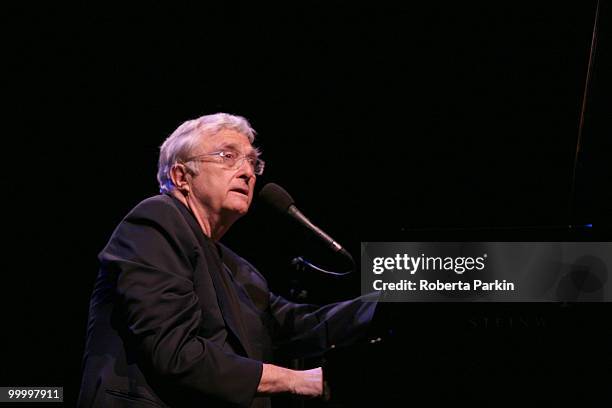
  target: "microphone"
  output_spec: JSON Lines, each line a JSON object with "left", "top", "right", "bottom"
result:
{"left": 259, "top": 183, "right": 353, "bottom": 262}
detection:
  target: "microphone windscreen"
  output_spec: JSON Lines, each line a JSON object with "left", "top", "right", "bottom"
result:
{"left": 259, "top": 183, "right": 295, "bottom": 212}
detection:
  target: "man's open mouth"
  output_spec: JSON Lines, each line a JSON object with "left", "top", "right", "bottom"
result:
{"left": 230, "top": 188, "right": 249, "bottom": 196}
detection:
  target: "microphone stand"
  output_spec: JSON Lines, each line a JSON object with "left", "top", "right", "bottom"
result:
{"left": 286, "top": 250, "right": 354, "bottom": 408}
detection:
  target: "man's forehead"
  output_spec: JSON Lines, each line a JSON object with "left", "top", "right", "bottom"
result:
{"left": 200, "top": 130, "right": 254, "bottom": 151}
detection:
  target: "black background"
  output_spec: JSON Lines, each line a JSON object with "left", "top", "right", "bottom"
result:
{"left": 2, "top": 1, "right": 611, "bottom": 406}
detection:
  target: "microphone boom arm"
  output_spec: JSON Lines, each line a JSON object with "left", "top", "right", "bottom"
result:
{"left": 288, "top": 206, "right": 343, "bottom": 252}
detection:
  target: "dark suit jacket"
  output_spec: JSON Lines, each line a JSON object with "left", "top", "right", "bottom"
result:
{"left": 78, "top": 194, "right": 376, "bottom": 407}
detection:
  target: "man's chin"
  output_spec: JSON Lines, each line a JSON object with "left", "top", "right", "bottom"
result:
{"left": 224, "top": 199, "right": 251, "bottom": 216}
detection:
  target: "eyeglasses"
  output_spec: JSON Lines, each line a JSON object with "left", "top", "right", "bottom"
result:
{"left": 182, "top": 150, "right": 265, "bottom": 176}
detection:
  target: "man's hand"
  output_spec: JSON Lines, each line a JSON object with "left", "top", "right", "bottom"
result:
{"left": 257, "top": 364, "right": 323, "bottom": 397}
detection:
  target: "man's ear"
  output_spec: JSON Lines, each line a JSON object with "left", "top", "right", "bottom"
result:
{"left": 170, "top": 163, "right": 191, "bottom": 195}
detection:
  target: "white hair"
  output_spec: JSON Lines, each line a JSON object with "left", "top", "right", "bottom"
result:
{"left": 157, "top": 113, "right": 256, "bottom": 194}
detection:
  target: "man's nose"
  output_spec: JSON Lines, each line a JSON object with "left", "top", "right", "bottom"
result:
{"left": 236, "top": 157, "right": 255, "bottom": 179}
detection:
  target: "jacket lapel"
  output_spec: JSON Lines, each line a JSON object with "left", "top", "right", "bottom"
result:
{"left": 168, "top": 195, "right": 255, "bottom": 359}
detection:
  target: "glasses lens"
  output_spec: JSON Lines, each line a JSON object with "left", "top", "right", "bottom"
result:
{"left": 254, "top": 160, "right": 265, "bottom": 175}
{"left": 218, "top": 152, "right": 263, "bottom": 175}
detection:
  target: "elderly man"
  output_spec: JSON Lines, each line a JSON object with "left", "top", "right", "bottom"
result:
{"left": 79, "top": 113, "right": 376, "bottom": 407}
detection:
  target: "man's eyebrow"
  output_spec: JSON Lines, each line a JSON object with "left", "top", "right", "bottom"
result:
{"left": 215, "top": 142, "right": 259, "bottom": 156}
